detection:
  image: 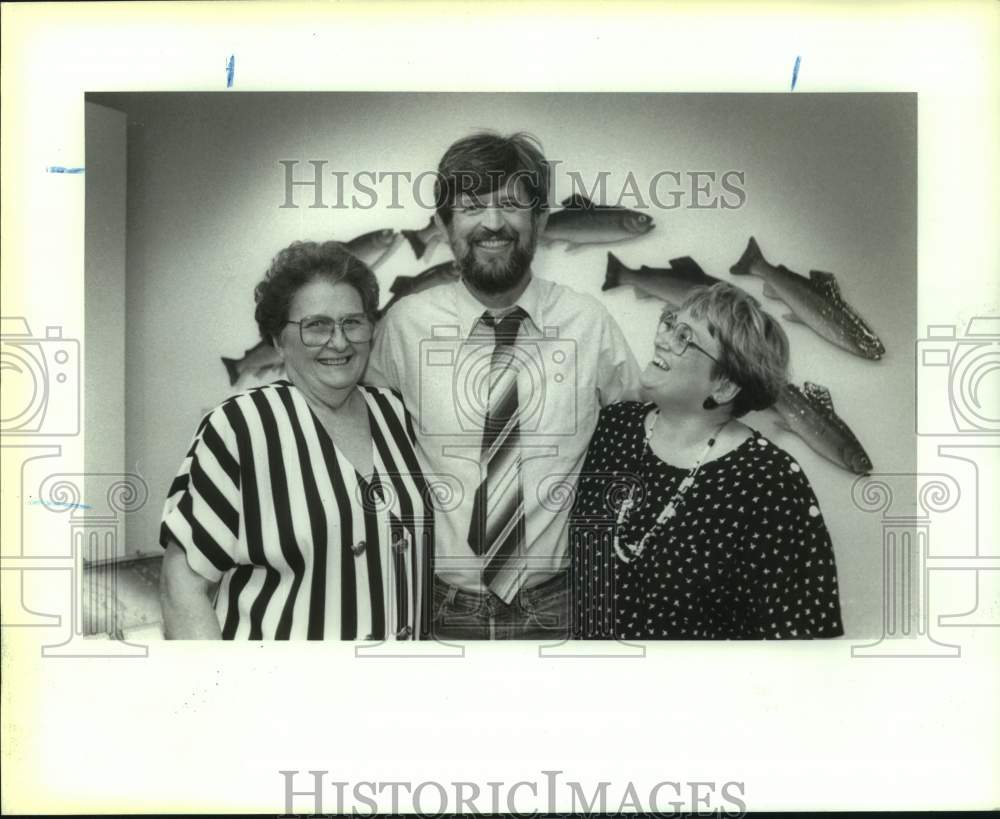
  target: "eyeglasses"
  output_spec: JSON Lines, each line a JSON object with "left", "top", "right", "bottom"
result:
{"left": 451, "top": 200, "right": 531, "bottom": 216}
{"left": 657, "top": 312, "right": 719, "bottom": 363}
{"left": 285, "top": 314, "right": 374, "bottom": 346}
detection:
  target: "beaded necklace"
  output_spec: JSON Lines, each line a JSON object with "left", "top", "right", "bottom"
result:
{"left": 612, "top": 411, "right": 731, "bottom": 564}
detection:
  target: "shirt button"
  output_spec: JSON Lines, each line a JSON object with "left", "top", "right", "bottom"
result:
{"left": 351, "top": 540, "right": 366, "bottom": 556}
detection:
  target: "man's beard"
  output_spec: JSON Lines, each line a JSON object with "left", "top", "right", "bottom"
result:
{"left": 454, "top": 227, "right": 537, "bottom": 295}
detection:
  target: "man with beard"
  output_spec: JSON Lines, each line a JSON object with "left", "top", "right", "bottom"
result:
{"left": 366, "top": 132, "right": 640, "bottom": 639}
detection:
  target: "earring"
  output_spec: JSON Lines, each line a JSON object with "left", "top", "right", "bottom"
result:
{"left": 702, "top": 396, "right": 718, "bottom": 410}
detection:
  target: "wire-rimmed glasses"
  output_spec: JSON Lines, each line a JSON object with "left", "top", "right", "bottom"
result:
{"left": 285, "top": 314, "right": 374, "bottom": 346}
{"left": 657, "top": 311, "right": 719, "bottom": 363}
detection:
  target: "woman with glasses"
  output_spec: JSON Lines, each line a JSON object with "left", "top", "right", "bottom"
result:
{"left": 570, "top": 282, "right": 843, "bottom": 640}
{"left": 159, "top": 241, "right": 433, "bottom": 639}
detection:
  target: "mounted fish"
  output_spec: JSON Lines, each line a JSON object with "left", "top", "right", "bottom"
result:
{"left": 401, "top": 217, "right": 443, "bottom": 260}
{"left": 772, "top": 381, "right": 873, "bottom": 475}
{"left": 602, "top": 252, "right": 722, "bottom": 307}
{"left": 378, "top": 260, "right": 460, "bottom": 318}
{"left": 542, "top": 195, "right": 655, "bottom": 249}
{"left": 730, "top": 236, "right": 885, "bottom": 360}
{"left": 221, "top": 340, "right": 282, "bottom": 386}
{"left": 345, "top": 228, "right": 404, "bottom": 269}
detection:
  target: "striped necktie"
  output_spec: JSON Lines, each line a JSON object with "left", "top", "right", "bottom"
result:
{"left": 468, "top": 307, "right": 528, "bottom": 602}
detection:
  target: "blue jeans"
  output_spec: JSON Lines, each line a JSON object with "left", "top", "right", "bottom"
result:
{"left": 430, "top": 572, "right": 570, "bottom": 640}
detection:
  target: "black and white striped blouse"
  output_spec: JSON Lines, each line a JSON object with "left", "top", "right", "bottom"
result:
{"left": 160, "top": 381, "right": 433, "bottom": 640}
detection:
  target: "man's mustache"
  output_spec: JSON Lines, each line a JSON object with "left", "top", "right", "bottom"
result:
{"left": 469, "top": 228, "right": 519, "bottom": 243}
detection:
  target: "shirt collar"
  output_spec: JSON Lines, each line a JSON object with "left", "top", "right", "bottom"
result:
{"left": 454, "top": 273, "right": 546, "bottom": 338}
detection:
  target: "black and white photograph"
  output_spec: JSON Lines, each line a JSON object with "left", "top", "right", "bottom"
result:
{"left": 80, "top": 90, "right": 915, "bottom": 643}
{"left": 2, "top": 2, "right": 997, "bottom": 815}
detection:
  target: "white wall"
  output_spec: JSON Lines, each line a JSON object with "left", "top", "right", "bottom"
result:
{"left": 90, "top": 92, "right": 916, "bottom": 636}
{"left": 84, "top": 101, "right": 127, "bottom": 552}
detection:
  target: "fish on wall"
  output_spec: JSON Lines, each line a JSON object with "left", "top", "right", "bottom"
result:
{"left": 730, "top": 236, "right": 885, "bottom": 360}
{"left": 403, "top": 195, "right": 657, "bottom": 257}
{"left": 345, "top": 228, "right": 405, "bottom": 269}
{"left": 542, "top": 195, "right": 655, "bottom": 249}
{"left": 772, "top": 381, "right": 874, "bottom": 475}
{"left": 221, "top": 339, "right": 282, "bottom": 386}
{"left": 220, "top": 204, "right": 660, "bottom": 387}
{"left": 378, "top": 260, "right": 460, "bottom": 318}
{"left": 602, "top": 252, "right": 721, "bottom": 308}
{"left": 601, "top": 247, "right": 876, "bottom": 478}
{"left": 401, "top": 217, "right": 443, "bottom": 260}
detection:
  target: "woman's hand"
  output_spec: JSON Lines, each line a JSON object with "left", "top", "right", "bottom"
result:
{"left": 160, "top": 540, "right": 223, "bottom": 639}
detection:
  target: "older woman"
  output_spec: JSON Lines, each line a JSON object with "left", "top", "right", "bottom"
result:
{"left": 571, "top": 282, "right": 843, "bottom": 640}
{"left": 159, "top": 241, "right": 433, "bottom": 640}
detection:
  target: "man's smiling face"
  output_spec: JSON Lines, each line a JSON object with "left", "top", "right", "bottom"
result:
{"left": 440, "top": 176, "right": 542, "bottom": 295}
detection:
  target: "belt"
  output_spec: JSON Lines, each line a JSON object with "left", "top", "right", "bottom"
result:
{"left": 435, "top": 570, "right": 568, "bottom": 606}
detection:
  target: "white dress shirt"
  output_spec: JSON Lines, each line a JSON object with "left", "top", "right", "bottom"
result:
{"left": 365, "top": 273, "right": 641, "bottom": 594}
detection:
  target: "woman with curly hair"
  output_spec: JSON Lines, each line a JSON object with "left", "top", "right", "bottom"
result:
{"left": 159, "top": 241, "right": 433, "bottom": 640}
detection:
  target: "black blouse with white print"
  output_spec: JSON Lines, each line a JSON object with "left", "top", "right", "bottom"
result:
{"left": 570, "top": 401, "right": 844, "bottom": 640}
